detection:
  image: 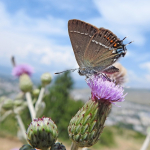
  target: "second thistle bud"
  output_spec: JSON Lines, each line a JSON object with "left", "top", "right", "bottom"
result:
{"left": 68, "top": 99, "right": 111, "bottom": 148}
{"left": 50, "top": 142, "right": 66, "bottom": 150}
{"left": 19, "top": 74, "right": 33, "bottom": 92}
{"left": 2, "top": 99, "right": 14, "bottom": 110}
{"left": 27, "top": 117, "right": 58, "bottom": 149}
{"left": 32, "top": 89, "right": 40, "bottom": 98}
{"left": 20, "top": 144, "right": 35, "bottom": 150}
{"left": 41, "top": 73, "right": 52, "bottom": 86}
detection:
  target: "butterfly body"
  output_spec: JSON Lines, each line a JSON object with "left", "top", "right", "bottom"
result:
{"left": 78, "top": 67, "right": 97, "bottom": 76}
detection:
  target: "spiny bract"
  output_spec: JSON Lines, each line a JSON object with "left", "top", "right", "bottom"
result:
{"left": 27, "top": 117, "right": 58, "bottom": 149}
{"left": 68, "top": 99, "right": 111, "bottom": 147}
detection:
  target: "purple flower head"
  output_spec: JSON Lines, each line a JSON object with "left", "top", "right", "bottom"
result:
{"left": 12, "top": 64, "right": 34, "bottom": 77}
{"left": 86, "top": 74, "right": 126, "bottom": 105}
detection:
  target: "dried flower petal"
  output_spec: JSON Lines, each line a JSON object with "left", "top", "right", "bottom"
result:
{"left": 107, "top": 63, "right": 127, "bottom": 85}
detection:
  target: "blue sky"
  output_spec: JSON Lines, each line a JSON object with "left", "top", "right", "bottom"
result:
{"left": 0, "top": 0, "right": 150, "bottom": 88}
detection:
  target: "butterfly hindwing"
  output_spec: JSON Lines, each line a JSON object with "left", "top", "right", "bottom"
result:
{"left": 83, "top": 27, "right": 122, "bottom": 71}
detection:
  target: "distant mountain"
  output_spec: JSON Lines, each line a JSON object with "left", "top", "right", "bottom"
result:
{"left": 71, "top": 88, "right": 150, "bottom": 106}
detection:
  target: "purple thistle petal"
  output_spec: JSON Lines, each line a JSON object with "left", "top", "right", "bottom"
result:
{"left": 12, "top": 64, "right": 34, "bottom": 77}
{"left": 86, "top": 74, "right": 126, "bottom": 105}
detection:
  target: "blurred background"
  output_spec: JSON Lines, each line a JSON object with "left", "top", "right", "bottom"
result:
{"left": 0, "top": 0, "right": 150, "bottom": 150}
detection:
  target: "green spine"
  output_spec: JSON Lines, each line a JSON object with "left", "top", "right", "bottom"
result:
{"left": 68, "top": 99, "right": 111, "bottom": 147}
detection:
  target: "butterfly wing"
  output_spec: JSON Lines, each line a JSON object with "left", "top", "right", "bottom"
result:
{"left": 68, "top": 19, "right": 99, "bottom": 68}
{"left": 83, "top": 27, "right": 125, "bottom": 72}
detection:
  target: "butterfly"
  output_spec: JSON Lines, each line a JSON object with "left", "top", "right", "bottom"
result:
{"left": 55, "top": 19, "right": 132, "bottom": 76}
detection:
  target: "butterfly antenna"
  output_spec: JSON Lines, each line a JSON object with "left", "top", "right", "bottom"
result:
{"left": 121, "top": 37, "right": 127, "bottom": 41}
{"left": 55, "top": 68, "right": 78, "bottom": 74}
{"left": 125, "top": 41, "right": 134, "bottom": 46}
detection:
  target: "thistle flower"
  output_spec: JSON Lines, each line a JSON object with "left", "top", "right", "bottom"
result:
{"left": 68, "top": 74, "right": 126, "bottom": 148}
{"left": 107, "top": 62, "right": 127, "bottom": 85}
{"left": 86, "top": 74, "right": 126, "bottom": 105}
{"left": 27, "top": 117, "right": 58, "bottom": 149}
{"left": 12, "top": 64, "right": 34, "bottom": 77}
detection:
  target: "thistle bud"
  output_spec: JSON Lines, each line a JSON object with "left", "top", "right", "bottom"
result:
{"left": 32, "top": 89, "right": 40, "bottom": 97}
{"left": 19, "top": 74, "right": 33, "bottom": 92}
{"left": 19, "top": 144, "right": 35, "bottom": 150}
{"left": 41, "top": 73, "right": 52, "bottom": 86}
{"left": 50, "top": 142, "right": 66, "bottom": 150}
{"left": 2, "top": 99, "right": 14, "bottom": 110}
{"left": 0, "top": 96, "right": 6, "bottom": 103}
{"left": 14, "top": 99, "right": 23, "bottom": 107}
{"left": 15, "top": 92, "right": 24, "bottom": 100}
{"left": 68, "top": 99, "right": 111, "bottom": 147}
{"left": 27, "top": 117, "right": 58, "bottom": 149}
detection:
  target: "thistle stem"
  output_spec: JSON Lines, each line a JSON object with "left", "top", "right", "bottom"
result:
{"left": 35, "top": 87, "right": 45, "bottom": 117}
{"left": 140, "top": 129, "right": 150, "bottom": 150}
{"left": 82, "top": 148, "right": 89, "bottom": 150}
{"left": 71, "top": 142, "right": 79, "bottom": 150}
{"left": 15, "top": 113, "right": 27, "bottom": 141}
{"left": 0, "top": 110, "right": 12, "bottom": 122}
{"left": 26, "top": 92, "right": 36, "bottom": 120}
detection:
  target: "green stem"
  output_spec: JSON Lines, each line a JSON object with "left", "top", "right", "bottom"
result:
{"left": 71, "top": 142, "right": 79, "bottom": 150}
{"left": 140, "top": 127, "right": 150, "bottom": 150}
{"left": 15, "top": 113, "right": 27, "bottom": 141}
{"left": 26, "top": 92, "right": 36, "bottom": 120}
{"left": 0, "top": 110, "right": 12, "bottom": 122}
{"left": 35, "top": 87, "right": 45, "bottom": 117}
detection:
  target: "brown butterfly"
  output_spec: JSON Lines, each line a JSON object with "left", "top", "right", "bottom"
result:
{"left": 55, "top": 19, "right": 132, "bottom": 76}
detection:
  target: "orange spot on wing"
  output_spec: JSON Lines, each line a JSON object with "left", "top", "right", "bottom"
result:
{"left": 113, "top": 43, "right": 117, "bottom": 47}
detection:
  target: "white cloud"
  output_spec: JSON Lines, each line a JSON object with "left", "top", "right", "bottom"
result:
{"left": 127, "top": 70, "right": 150, "bottom": 88}
{"left": 140, "top": 62, "right": 150, "bottom": 82}
{"left": 39, "top": 46, "right": 78, "bottom": 68}
{"left": 0, "top": 1, "right": 77, "bottom": 70}
{"left": 92, "top": 0, "right": 150, "bottom": 45}
{"left": 140, "top": 62, "right": 150, "bottom": 72}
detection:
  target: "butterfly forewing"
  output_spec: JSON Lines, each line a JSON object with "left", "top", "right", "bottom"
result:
{"left": 68, "top": 19, "right": 99, "bottom": 68}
